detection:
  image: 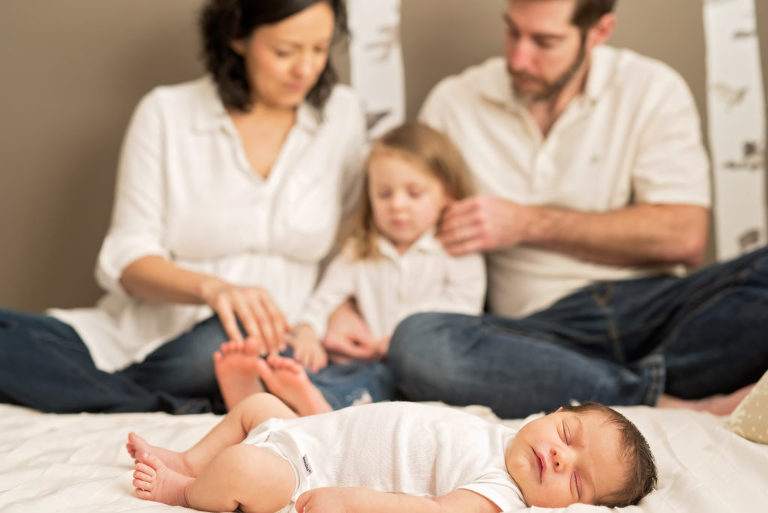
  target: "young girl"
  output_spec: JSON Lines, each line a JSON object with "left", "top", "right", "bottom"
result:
{"left": 214, "top": 122, "right": 485, "bottom": 414}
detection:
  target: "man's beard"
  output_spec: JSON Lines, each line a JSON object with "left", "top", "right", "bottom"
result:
{"left": 508, "top": 41, "right": 587, "bottom": 105}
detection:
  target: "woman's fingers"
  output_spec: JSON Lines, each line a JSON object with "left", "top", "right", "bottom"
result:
{"left": 213, "top": 296, "right": 244, "bottom": 344}
{"left": 207, "top": 284, "right": 290, "bottom": 355}
{"left": 258, "top": 291, "right": 289, "bottom": 352}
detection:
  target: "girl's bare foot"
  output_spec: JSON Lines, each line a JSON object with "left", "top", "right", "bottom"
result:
{"left": 255, "top": 355, "right": 332, "bottom": 416}
{"left": 213, "top": 340, "right": 266, "bottom": 410}
{"left": 126, "top": 432, "right": 195, "bottom": 476}
{"left": 658, "top": 384, "right": 756, "bottom": 416}
{"left": 133, "top": 451, "right": 193, "bottom": 507}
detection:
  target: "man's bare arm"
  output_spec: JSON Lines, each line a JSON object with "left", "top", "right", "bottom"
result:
{"left": 439, "top": 196, "right": 708, "bottom": 268}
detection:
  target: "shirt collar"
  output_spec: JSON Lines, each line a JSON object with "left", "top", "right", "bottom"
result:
{"left": 479, "top": 45, "right": 615, "bottom": 110}
{"left": 193, "top": 75, "right": 322, "bottom": 134}
{"left": 376, "top": 229, "right": 442, "bottom": 260}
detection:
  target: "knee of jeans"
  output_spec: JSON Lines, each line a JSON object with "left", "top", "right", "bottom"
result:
{"left": 390, "top": 313, "right": 438, "bottom": 360}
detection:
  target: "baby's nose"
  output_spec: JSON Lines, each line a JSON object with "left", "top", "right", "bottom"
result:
{"left": 551, "top": 448, "right": 573, "bottom": 472}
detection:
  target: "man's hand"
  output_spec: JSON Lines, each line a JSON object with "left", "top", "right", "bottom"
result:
{"left": 438, "top": 195, "right": 530, "bottom": 256}
{"left": 322, "top": 300, "right": 380, "bottom": 361}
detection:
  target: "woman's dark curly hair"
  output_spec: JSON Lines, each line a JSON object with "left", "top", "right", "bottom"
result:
{"left": 200, "top": 0, "right": 347, "bottom": 112}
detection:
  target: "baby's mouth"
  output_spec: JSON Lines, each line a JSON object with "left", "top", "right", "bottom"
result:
{"left": 533, "top": 448, "right": 545, "bottom": 483}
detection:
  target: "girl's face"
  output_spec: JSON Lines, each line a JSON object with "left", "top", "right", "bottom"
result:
{"left": 231, "top": 2, "right": 334, "bottom": 109}
{"left": 368, "top": 153, "right": 450, "bottom": 254}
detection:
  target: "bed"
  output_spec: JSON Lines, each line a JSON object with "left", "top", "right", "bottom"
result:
{"left": 1, "top": 402, "right": 766, "bottom": 513}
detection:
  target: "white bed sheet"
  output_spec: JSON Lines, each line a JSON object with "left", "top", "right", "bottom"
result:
{"left": 0, "top": 403, "right": 766, "bottom": 513}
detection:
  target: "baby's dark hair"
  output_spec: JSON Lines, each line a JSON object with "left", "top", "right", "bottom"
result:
{"left": 561, "top": 402, "right": 657, "bottom": 507}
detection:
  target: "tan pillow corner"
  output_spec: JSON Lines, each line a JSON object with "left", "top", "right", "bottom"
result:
{"left": 726, "top": 370, "right": 768, "bottom": 444}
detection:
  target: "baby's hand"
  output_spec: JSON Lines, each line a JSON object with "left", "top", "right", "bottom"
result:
{"left": 291, "top": 325, "right": 328, "bottom": 373}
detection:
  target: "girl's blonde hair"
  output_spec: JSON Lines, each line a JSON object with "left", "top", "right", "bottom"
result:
{"left": 349, "top": 122, "right": 475, "bottom": 259}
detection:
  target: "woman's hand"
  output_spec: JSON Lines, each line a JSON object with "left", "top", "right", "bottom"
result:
{"left": 200, "top": 279, "right": 290, "bottom": 355}
{"left": 291, "top": 325, "right": 328, "bottom": 373}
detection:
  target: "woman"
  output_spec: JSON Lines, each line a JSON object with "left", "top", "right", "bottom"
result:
{"left": 0, "top": 0, "right": 366, "bottom": 414}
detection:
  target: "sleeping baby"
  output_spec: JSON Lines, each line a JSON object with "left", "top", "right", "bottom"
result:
{"left": 125, "top": 393, "right": 657, "bottom": 512}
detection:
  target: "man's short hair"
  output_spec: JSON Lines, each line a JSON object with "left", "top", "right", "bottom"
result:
{"left": 571, "top": 0, "right": 616, "bottom": 32}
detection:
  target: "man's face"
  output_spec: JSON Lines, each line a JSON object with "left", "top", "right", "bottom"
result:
{"left": 504, "top": 0, "right": 587, "bottom": 103}
{"left": 505, "top": 408, "right": 629, "bottom": 507}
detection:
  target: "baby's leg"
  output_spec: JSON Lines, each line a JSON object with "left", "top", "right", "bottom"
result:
{"left": 127, "top": 393, "right": 296, "bottom": 477}
{"left": 133, "top": 444, "right": 295, "bottom": 513}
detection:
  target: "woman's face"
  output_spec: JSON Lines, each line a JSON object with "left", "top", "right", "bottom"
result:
{"left": 232, "top": 2, "right": 335, "bottom": 109}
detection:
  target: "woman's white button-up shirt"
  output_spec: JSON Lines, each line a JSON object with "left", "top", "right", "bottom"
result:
{"left": 50, "top": 77, "right": 367, "bottom": 372}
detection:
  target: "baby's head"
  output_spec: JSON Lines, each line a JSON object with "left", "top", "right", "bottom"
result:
{"left": 505, "top": 402, "right": 657, "bottom": 508}
{"left": 351, "top": 122, "right": 474, "bottom": 257}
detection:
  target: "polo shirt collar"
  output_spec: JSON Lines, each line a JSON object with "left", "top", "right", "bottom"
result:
{"left": 193, "top": 75, "right": 322, "bottom": 134}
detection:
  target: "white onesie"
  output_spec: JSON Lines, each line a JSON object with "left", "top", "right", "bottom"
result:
{"left": 242, "top": 402, "right": 525, "bottom": 512}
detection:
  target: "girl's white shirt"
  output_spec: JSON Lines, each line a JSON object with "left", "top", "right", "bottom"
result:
{"left": 299, "top": 230, "right": 486, "bottom": 340}
{"left": 49, "top": 77, "right": 367, "bottom": 372}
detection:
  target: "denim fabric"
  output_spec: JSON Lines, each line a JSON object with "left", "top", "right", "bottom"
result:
{"left": 0, "top": 306, "right": 396, "bottom": 414}
{"left": 0, "top": 310, "right": 226, "bottom": 414}
{"left": 388, "top": 246, "right": 768, "bottom": 419}
{"left": 118, "top": 315, "right": 227, "bottom": 406}
{"left": 308, "top": 360, "right": 396, "bottom": 410}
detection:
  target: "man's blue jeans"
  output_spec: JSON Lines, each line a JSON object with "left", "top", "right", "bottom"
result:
{"left": 0, "top": 309, "right": 395, "bottom": 414}
{"left": 388, "top": 246, "right": 768, "bottom": 419}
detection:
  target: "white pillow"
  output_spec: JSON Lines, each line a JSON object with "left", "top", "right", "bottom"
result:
{"left": 726, "top": 370, "right": 768, "bottom": 444}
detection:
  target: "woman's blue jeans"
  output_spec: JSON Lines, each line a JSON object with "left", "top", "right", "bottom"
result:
{"left": 388, "top": 246, "right": 768, "bottom": 419}
{"left": 0, "top": 311, "right": 394, "bottom": 414}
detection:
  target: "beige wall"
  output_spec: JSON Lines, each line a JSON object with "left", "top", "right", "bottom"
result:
{"left": 1, "top": 0, "right": 767, "bottom": 312}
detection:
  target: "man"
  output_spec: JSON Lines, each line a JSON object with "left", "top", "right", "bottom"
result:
{"left": 385, "top": 0, "right": 768, "bottom": 418}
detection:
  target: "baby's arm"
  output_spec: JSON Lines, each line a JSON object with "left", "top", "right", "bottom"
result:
{"left": 289, "top": 324, "right": 327, "bottom": 373}
{"left": 295, "top": 487, "right": 501, "bottom": 513}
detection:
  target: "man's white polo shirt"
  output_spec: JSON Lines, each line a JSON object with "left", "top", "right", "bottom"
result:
{"left": 420, "top": 45, "right": 710, "bottom": 318}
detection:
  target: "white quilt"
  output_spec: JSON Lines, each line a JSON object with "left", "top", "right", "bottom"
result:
{"left": 0, "top": 403, "right": 766, "bottom": 513}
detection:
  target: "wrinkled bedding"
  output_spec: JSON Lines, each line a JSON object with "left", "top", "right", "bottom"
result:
{"left": 1, "top": 403, "right": 766, "bottom": 513}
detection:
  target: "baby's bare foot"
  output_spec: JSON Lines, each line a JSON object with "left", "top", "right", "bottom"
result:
{"left": 255, "top": 355, "right": 332, "bottom": 416}
{"left": 133, "top": 451, "right": 193, "bottom": 507}
{"left": 126, "top": 432, "right": 194, "bottom": 476}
